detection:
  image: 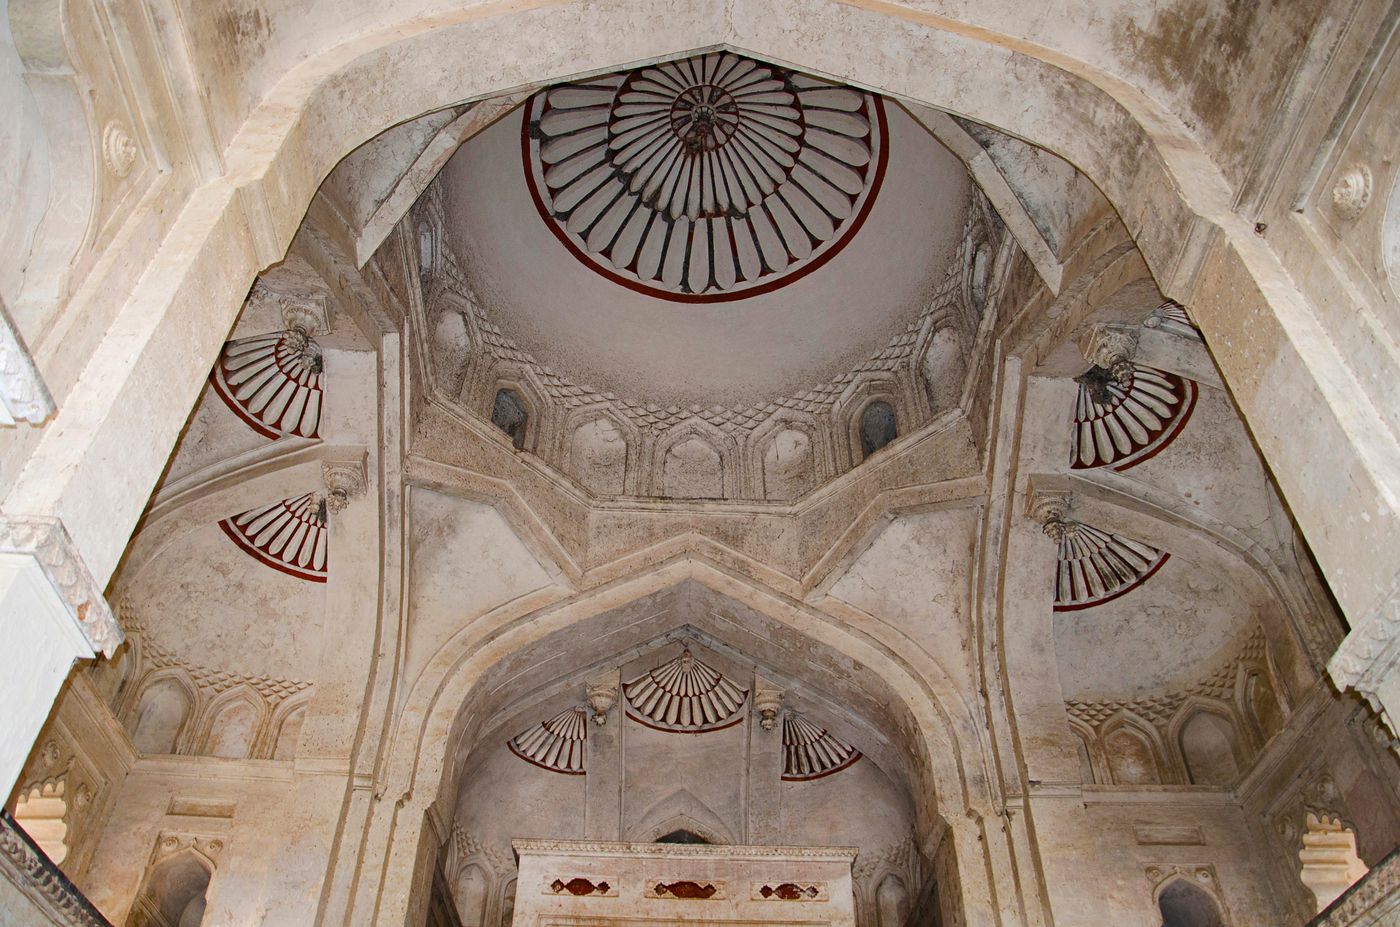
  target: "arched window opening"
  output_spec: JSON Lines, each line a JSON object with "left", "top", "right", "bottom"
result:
{"left": 1179, "top": 712, "right": 1241, "bottom": 786}
{"left": 1157, "top": 878, "right": 1226, "bottom": 927}
{"left": 876, "top": 874, "right": 909, "bottom": 927}
{"left": 13, "top": 780, "right": 68, "bottom": 864}
{"left": 131, "top": 852, "right": 212, "bottom": 927}
{"left": 1299, "top": 813, "right": 1369, "bottom": 913}
{"left": 859, "top": 401, "right": 898, "bottom": 459}
{"left": 655, "top": 829, "right": 708, "bottom": 845}
{"left": 490, "top": 389, "right": 529, "bottom": 449}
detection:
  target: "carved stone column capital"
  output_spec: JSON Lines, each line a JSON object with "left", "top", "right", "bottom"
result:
{"left": 0, "top": 515, "right": 121, "bottom": 656}
{"left": 0, "top": 303, "right": 55, "bottom": 427}
{"left": 322, "top": 451, "right": 369, "bottom": 513}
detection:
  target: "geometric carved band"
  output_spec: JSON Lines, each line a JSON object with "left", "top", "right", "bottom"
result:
{"left": 0, "top": 810, "right": 113, "bottom": 927}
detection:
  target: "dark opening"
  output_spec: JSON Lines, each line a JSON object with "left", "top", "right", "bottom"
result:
{"left": 859, "top": 401, "right": 898, "bottom": 458}
{"left": 491, "top": 388, "right": 529, "bottom": 449}
{"left": 655, "top": 829, "right": 708, "bottom": 845}
{"left": 1158, "top": 879, "right": 1225, "bottom": 927}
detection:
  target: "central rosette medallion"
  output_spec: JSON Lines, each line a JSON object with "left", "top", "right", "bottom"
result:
{"left": 524, "top": 52, "right": 887, "bottom": 301}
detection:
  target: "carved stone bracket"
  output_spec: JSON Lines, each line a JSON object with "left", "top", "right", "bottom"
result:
{"left": 586, "top": 670, "right": 619, "bottom": 725}
{"left": 0, "top": 516, "right": 121, "bottom": 657}
{"left": 0, "top": 302, "right": 55, "bottom": 426}
{"left": 1078, "top": 322, "right": 1138, "bottom": 387}
{"left": 753, "top": 678, "right": 783, "bottom": 731}
{"left": 322, "top": 451, "right": 369, "bottom": 513}
{"left": 1329, "top": 576, "right": 1400, "bottom": 754}
{"left": 1027, "top": 489, "right": 1072, "bottom": 541}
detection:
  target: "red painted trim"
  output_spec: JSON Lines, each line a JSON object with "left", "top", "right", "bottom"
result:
{"left": 623, "top": 706, "right": 748, "bottom": 734}
{"left": 507, "top": 739, "right": 587, "bottom": 775}
{"left": 782, "top": 752, "right": 863, "bottom": 781}
{"left": 210, "top": 368, "right": 282, "bottom": 440}
{"left": 521, "top": 91, "right": 890, "bottom": 303}
{"left": 1114, "top": 378, "right": 1198, "bottom": 472}
{"left": 1053, "top": 552, "right": 1170, "bottom": 612}
{"left": 218, "top": 518, "right": 327, "bottom": 583}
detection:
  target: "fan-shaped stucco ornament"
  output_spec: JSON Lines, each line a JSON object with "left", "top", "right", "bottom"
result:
{"left": 218, "top": 493, "right": 328, "bottom": 583}
{"left": 508, "top": 707, "right": 588, "bottom": 775}
{"left": 211, "top": 331, "right": 324, "bottom": 439}
{"left": 1070, "top": 363, "right": 1196, "bottom": 471}
{"left": 1049, "top": 520, "right": 1169, "bottom": 611}
{"left": 781, "top": 713, "right": 861, "bottom": 781}
{"left": 524, "top": 52, "right": 887, "bottom": 301}
{"left": 623, "top": 649, "right": 749, "bottom": 732}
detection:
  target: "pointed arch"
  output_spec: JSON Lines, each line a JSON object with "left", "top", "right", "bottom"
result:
{"left": 1099, "top": 711, "right": 1168, "bottom": 786}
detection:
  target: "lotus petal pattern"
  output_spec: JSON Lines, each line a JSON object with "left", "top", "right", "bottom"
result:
{"left": 219, "top": 493, "right": 328, "bottom": 582}
{"left": 623, "top": 649, "right": 748, "bottom": 732}
{"left": 525, "top": 52, "right": 887, "bottom": 301}
{"left": 508, "top": 707, "right": 588, "bottom": 774}
{"left": 1053, "top": 522, "right": 1169, "bottom": 611}
{"left": 212, "top": 331, "right": 324, "bottom": 439}
{"left": 1071, "top": 363, "right": 1196, "bottom": 471}
{"left": 781, "top": 713, "right": 861, "bottom": 780}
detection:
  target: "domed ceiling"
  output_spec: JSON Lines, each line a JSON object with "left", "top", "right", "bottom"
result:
{"left": 438, "top": 52, "right": 973, "bottom": 408}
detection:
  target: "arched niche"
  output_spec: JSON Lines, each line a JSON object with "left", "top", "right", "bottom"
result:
{"left": 269, "top": 701, "right": 308, "bottom": 761}
{"left": 660, "top": 434, "right": 726, "bottom": 499}
{"left": 858, "top": 400, "right": 899, "bottom": 460}
{"left": 876, "top": 874, "right": 909, "bottom": 927}
{"left": 1244, "top": 672, "right": 1285, "bottom": 743}
{"left": 454, "top": 862, "right": 490, "bottom": 927}
{"left": 1177, "top": 709, "right": 1242, "bottom": 786}
{"left": 489, "top": 387, "right": 529, "bottom": 450}
{"left": 1102, "top": 719, "right": 1164, "bottom": 786}
{"left": 919, "top": 325, "right": 966, "bottom": 415}
{"left": 498, "top": 877, "right": 516, "bottom": 927}
{"left": 761, "top": 426, "right": 817, "bottom": 501}
{"left": 1157, "top": 877, "right": 1227, "bottom": 927}
{"left": 130, "top": 677, "right": 194, "bottom": 755}
{"left": 203, "top": 693, "right": 265, "bottom": 759}
{"left": 568, "top": 415, "right": 629, "bottom": 496}
{"left": 131, "top": 850, "right": 212, "bottom": 927}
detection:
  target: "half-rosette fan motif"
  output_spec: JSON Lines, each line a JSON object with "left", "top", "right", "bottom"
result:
{"left": 781, "top": 713, "right": 861, "bottom": 781}
{"left": 623, "top": 649, "right": 749, "bottom": 732}
{"left": 1070, "top": 363, "right": 1196, "bottom": 471}
{"left": 508, "top": 707, "right": 588, "bottom": 775}
{"left": 218, "top": 493, "right": 328, "bottom": 582}
{"left": 211, "top": 331, "right": 324, "bottom": 439}
{"left": 1052, "top": 521, "right": 1169, "bottom": 611}
{"left": 524, "top": 52, "right": 887, "bottom": 301}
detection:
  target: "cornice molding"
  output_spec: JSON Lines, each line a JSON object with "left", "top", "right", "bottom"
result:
{"left": 0, "top": 516, "right": 121, "bottom": 656}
